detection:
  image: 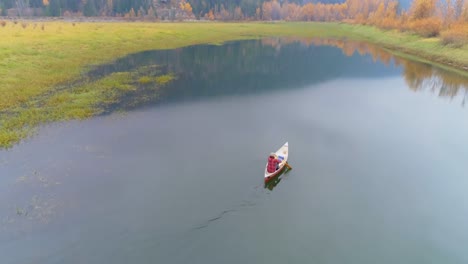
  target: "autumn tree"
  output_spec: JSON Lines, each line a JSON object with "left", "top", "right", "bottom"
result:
{"left": 369, "top": 1, "right": 385, "bottom": 26}
{"left": 345, "top": 0, "right": 363, "bottom": 20}
{"left": 463, "top": 1, "right": 468, "bottom": 21}
{"left": 408, "top": 0, "right": 442, "bottom": 36}
{"left": 381, "top": 1, "right": 399, "bottom": 29}
{"left": 439, "top": 0, "right": 456, "bottom": 26}
{"left": 454, "top": 0, "right": 465, "bottom": 20}
{"left": 128, "top": 7, "right": 135, "bottom": 18}
{"left": 399, "top": 10, "right": 410, "bottom": 30}
{"left": 301, "top": 3, "right": 314, "bottom": 21}
{"left": 234, "top": 7, "right": 243, "bottom": 20}
{"left": 216, "top": 5, "right": 231, "bottom": 21}
{"left": 262, "top": 1, "right": 273, "bottom": 20}
{"left": 410, "top": 0, "right": 437, "bottom": 19}
{"left": 271, "top": 0, "right": 281, "bottom": 20}
{"left": 179, "top": 0, "right": 193, "bottom": 18}
{"left": 338, "top": 3, "right": 348, "bottom": 20}
{"left": 385, "top": 1, "right": 399, "bottom": 20}
{"left": 147, "top": 6, "right": 156, "bottom": 20}
{"left": 205, "top": 9, "right": 215, "bottom": 20}
{"left": 255, "top": 7, "right": 261, "bottom": 20}
{"left": 314, "top": 3, "right": 325, "bottom": 21}
{"left": 287, "top": 3, "right": 302, "bottom": 21}
{"left": 105, "top": 0, "right": 113, "bottom": 15}
{"left": 440, "top": 0, "right": 468, "bottom": 45}
{"left": 280, "top": 1, "right": 289, "bottom": 20}
{"left": 4, "top": 0, "right": 467, "bottom": 31}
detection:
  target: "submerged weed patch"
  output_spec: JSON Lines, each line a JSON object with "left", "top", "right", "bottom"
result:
{"left": 0, "top": 66, "right": 175, "bottom": 148}
{"left": 155, "top": 74, "right": 176, "bottom": 85}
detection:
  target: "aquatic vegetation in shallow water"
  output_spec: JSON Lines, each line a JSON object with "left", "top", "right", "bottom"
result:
{"left": 155, "top": 74, "right": 176, "bottom": 85}
{"left": 0, "top": 66, "right": 176, "bottom": 148}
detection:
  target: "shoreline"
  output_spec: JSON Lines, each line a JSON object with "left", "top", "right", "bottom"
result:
{"left": 1, "top": 19, "right": 467, "bottom": 70}
{"left": 0, "top": 18, "right": 467, "bottom": 69}
{"left": 323, "top": 23, "right": 468, "bottom": 75}
{"left": 0, "top": 21, "right": 467, "bottom": 148}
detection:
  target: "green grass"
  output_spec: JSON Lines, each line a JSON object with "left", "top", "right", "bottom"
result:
{"left": 0, "top": 21, "right": 467, "bottom": 148}
{"left": 339, "top": 24, "right": 468, "bottom": 73}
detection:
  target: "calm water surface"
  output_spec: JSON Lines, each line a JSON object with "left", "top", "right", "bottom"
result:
{"left": 1, "top": 39, "right": 468, "bottom": 264}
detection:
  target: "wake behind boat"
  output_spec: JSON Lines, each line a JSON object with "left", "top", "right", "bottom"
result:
{"left": 264, "top": 142, "right": 289, "bottom": 183}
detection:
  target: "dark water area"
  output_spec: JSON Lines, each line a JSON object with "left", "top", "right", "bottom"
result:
{"left": 86, "top": 39, "right": 403, "bottom": 111}
{"left": 1, "top": 39, "right": 468, "bottom": 264}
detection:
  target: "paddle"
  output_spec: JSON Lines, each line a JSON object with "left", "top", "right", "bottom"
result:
{"left": 285, "top": 162, "right": 292, "bottom": 170}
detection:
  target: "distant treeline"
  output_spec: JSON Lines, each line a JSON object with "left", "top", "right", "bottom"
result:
{"left": 1, "top": 0, "right": 411, "bottom": 18}
{"left": 1, "top": 0, "right": 157, "bottom": 17}
{"left": 1, "top": 0, "right": 467, "bottom": 45}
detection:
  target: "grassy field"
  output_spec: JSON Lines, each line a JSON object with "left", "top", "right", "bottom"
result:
{"left": 342, "top": 24, "right": 468, "bottom": 73}
{"left": 0, "top": 21, "right": 467, "bottom": 148}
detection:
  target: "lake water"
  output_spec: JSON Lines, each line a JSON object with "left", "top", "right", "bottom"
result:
{"left": 1, "top": 39, "right": 468, "bottom": 264}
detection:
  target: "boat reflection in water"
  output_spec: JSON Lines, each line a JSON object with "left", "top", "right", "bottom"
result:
{"left": 264, "top": 168, "right": 291, "bottom": 191}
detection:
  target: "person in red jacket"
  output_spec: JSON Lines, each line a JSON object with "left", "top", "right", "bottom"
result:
{"left": 267, "top": 153, "right": 281, "bottom": 173}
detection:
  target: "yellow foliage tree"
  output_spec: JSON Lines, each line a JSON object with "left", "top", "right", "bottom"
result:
{"left": 345, "top": 0, "right": 362, "bottom": 19}
{"left": 301, "top": 3, "right": 314, "bottom": 21}
{"left": 336, "top": 3, "right": 347, "bottom": 20}
{"left": 410, "top": 17, "right": 442, "bottom": 36}
{"left": 287, "top": 3, "right": 302, "bottom": 21}
{"left": 410, "top": 0, "right": 437, "bottom": 20}
{"left": 369, "top": 2, "right": 385, "bottom": 25}
{"left": 205, "top": 9, "right": 215, "bottom": 20}
{"left": 380, "top": 1, "right": 399, "bottom": 29}
{"left": 385, "top": 1, "right": 399, "bottom": 20}
{"left": 441, "top": 22, "right": 468, "bottom": 45}
{"left": 314, "top": 3, "right": 325, "bottom": 21}
{"left": 179, "top": 0, "right": 193, "bottom": 17}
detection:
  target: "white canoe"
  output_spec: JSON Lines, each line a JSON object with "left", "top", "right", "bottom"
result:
{"left": 264, "top": 142, "right": 289, "bottom": 182}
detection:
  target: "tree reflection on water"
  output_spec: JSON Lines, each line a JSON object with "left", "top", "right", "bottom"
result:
{"left": 262, "top": 37, "right": 468, "bottom": 106}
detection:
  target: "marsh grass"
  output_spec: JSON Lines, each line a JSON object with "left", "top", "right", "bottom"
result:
{"left": 0, "top": 21, "right": 467, "bottom": 148}
{"left": 138, "top": 76, "right": 153, "bottom": 84}
{"left": 0, "top": 66, "right": 174, "bottom": 148}
{"left": 155, "top": 74, "right": 176, "bottom": 85}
